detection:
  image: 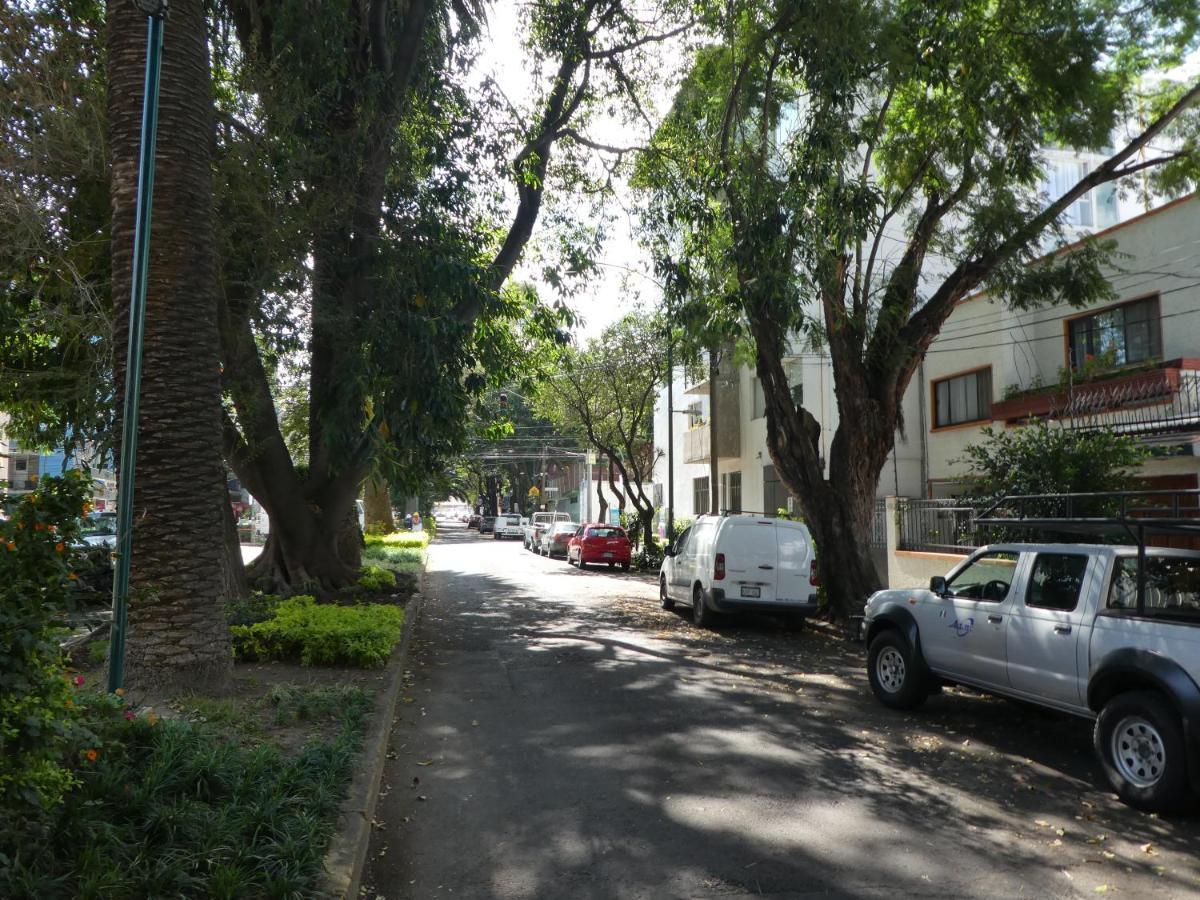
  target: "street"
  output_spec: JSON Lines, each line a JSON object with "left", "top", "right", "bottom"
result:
{"left": 364, "top": 523, "right": 1200, "bottom": 899}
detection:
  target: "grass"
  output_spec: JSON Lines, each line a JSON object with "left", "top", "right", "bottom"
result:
{"left": 267, "top": 684, "right": 367, "bottom": 726}
{"left": 0, "top": 688, "right": 371, "bottom": 899}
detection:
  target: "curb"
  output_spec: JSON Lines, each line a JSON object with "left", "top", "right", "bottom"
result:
{"left": 320, "top": 578, "right": 426, "bottom": 899}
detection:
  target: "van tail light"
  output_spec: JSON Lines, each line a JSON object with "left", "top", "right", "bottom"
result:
{"left": 809, "top": 559, "right": 819, "bottom": 586}
{"left": 714, "top": 553, "right": 726, "bottom": 581}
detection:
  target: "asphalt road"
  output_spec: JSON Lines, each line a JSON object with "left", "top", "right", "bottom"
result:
{"left": 363, "top": 522, "right": 1200, "bottom": 899}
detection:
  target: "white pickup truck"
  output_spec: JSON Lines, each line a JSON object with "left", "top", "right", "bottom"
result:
{"left": 862, "top": 542, "right": 1200, "bottom": 812}
{"left": 524, "top": 511, "right": 571, "bottom": 551}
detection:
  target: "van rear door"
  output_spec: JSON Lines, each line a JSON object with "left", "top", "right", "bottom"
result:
{"left": 721, "top": 520, "right": 779, "bottom": 602}
{"left": 775, "top": 524, "right": 814, "bottom": 604}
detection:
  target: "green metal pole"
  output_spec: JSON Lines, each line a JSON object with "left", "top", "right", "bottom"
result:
{"left": 108, "top": 11, "right": 165, "bottom": 694}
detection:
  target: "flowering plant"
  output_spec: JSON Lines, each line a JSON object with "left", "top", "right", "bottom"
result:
{"left": 0, "top": 472, "right": 91, "bottom": 818}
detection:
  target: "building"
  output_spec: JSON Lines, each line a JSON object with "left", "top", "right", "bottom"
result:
{"left": 0, "top": 416, "right": 118, "bottom": 509}
{"left": 654, "top": 192, "right": 1200, "bottom": 525}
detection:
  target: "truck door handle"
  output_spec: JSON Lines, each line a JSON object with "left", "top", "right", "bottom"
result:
{"left": 987, "top": 615, "right": 1003, "bottom": 624}
{"left": 1054, "top": 625, "right": 1072, "bottom": 635}
{"left": 757, "top": 564, "right": 774, "bottom": 570}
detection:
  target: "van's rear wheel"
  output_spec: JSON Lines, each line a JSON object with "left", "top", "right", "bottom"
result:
{"left": 1095, "top": 691, "right": 1190, "bottom": 813}
{"left": 660, "top": 576, "right": 674, "bottom": 610}
{"left": 866, "top": 631, "right": 927, "bottom": 710}
{"left": 692, "top": 584, "right": 714, "bottom": 628}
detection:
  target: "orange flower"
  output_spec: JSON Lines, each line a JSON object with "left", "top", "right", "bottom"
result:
{"left": 85, "top": 749, "right": 98, "bottom": 762}
{"left": 34, "top": 523, "right": 45, "bottom": 532}
{"left": 5, "top": 541, "right": 14, "bottom": 552}
{"left": 65, "top": 698, "right": 74, "bottom": 709}
{"left": 145, "top": 711, "right": 159, "bottom": 726}
{"left": 55, "top": 542, "right": 65, "bottom": 553}
{"left": 68, "top": 572, "right": 78, "bottom": 581}
{"left": 114, "top": 688, "right": 125, "bottom": 697}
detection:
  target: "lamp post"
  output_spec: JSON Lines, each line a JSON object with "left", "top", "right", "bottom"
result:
{"left": 108, "top": 0, "right": 168, "bottom": 694}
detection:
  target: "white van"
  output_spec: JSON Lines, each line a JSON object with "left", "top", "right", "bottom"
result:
{"left": 659, "top": 515, "right": 819, "bottom": 627}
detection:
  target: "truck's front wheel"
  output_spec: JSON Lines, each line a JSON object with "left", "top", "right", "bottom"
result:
{"left": 867, "top": 631, "right": 928, "bottom": 710}
{"left": 1095, "top": 691, "right": 1191, "bottom": 813}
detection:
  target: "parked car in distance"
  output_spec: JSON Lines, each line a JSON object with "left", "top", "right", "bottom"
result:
{"left": 568, "top": 523, "right": 631, "bottom": 571}
{"left": 479, "top": 516, "right": 496, "bottom": 534}
{"left": 862, "top": 543, "right": 1200, "bottom": 813}
{"left": 495, "top": 513, "right": 524, "bottom": 540}
{"left": 659, "top": 514, "right": 818, "bottom": 629}
{"left": 525, "top": 511, "right": 573, "bottom": 550}
{"left": 78, "top": 511, "right": 119, "bottom": 548}
{"left": 467, "top": 514, "right": 481, "bottom": 530}
{"left": 540, "top": 522, "right": 578, "bottom": 558}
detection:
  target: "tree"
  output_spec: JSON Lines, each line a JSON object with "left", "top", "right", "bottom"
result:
{"left": 213, "top": 0, "right": 685, "bottom": 592}
{"left": 960, "top": 420, "right": 1146, "bottom": 501}
{"left": 637, "top": 0, "right": 1200, "bottom": 618}
{"left": 107, "top": 0, "right": 234, "bottom": 691}
{"left": 0, "top": 0, "right": 113, "bottom": 455}
{"left": 535, "top": 313, "right": 666, "bottom": 546}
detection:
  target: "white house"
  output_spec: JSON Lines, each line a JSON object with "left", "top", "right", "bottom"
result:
{"left": 653, "top": 191, "right": 1200, "bottom": 530}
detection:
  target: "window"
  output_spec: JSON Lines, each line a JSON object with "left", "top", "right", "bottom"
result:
{"left": 1107, "top": 556, "right": 1200, "bottom": 620}
{"left": 728, "top": 472, "right": 742, "bottom": 514}
{"left": 751, "top": 378, "right": 766, "bottom": 419}
{"left": 673, "top": 526, "right": 692, "bottom": 554}
{"left": 933, "top": 368, "right": 992, "bottom": 428}
{"left": 587, "top": 526, "right": 626, "bottom": 538}
{"left": 1043, "top": 158, "right": 1098, "bottom": 227}
{"left": 686, "top": 401, "right": 704, "bottom": 429}
{"left": 1067, "top": 297, "right": 1161, "bottom": 371}
{"left": 14, "top": 458, "right": 26, "bottom": 472}
{"left": 692, "top": 476, "right": 710, "bottom": 515}
{"left": 946, "top": 551, "right": 1019, "bottom": 602}
{"left": 1026, "top": 553, "right": 1088, "bottom": 612}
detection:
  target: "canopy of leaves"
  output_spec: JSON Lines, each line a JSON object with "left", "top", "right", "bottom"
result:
{"left": 0, "top": 0, "right": 111, "bottom": 453}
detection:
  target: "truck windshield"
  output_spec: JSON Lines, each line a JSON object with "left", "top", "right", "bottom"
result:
{"left": 1108, "top": 556, "right": 1200, "bottom": 619}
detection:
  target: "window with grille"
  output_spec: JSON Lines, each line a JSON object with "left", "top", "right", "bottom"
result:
{"left": 692, "top": 476, "right": 710, "bottom": 515}
{"left": 1067, "top": 297, "right": 1161, "bottom": 371}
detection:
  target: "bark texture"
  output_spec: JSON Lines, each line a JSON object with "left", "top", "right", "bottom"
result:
{"left": 363, "top": 476, "right": 395, "bottom": 533}
{"left": 107, "top": 0, "right": 233, "bottom": 693}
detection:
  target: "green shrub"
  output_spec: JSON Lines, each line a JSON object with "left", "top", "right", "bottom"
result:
{"left": 0, "top": 472, "right": 92, "bottom": 819}
{"left": 231, "top": 596, "right": 404, "bottom": 668}
{"left": 356, "top": 564, "right": 397, "bottom": 592}
{"left": 364, "top": 530, "right": 429, "bottom": 550}
{"left": 224, "top": 591, "right": 282, "bottom": 626}
{"left": 0, "top": 691, "right": 369, "bottom": 898}
{"left": 267, "top": 684, "right": 366, "bottom": 726}
{"left": 362, "top": 543, "right": 424, "bottom": 570}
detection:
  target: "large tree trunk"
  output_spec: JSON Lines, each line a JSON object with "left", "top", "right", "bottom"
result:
{"left": 107, "top": 0, "right": 233, "bottom": 694}
{"left": 363, "top": 475, "right": 394, "bottom": 533}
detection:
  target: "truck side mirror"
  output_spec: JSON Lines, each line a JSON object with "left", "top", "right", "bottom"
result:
{"left": 929, "top": 576, "right": 948, "bottom": 596}
{"left": 664, "top": 544, "right": 676, "bottom": 557}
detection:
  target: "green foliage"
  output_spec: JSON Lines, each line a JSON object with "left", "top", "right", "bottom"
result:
{"left": 959, "top": 420, "right": 1146, "bottom": 501}
{"left": 0, "top": 1, "right": 113, "bottom": 453}
{"left": 231, "top": 597, "right": 404, "bottom": 668}
{"left": 362, "top": 543, "right": 425, "bottom": 575}
{"left": 357, "top": 565, "right": 397, "bottom": 592}
{"left": 0, "top": 690, "right": 369, "bottom": 898}
{"left": 365, "top": 531, "right": 430, "bottom": 550}
{"left": 85, "top": 640, "right": 109, "bottom": 666}
{"left": 224, "top": 591, "right": 283, "bottom": 627}
{"left": 0, "top": 472, "right": 91, "bottom": 818}
{"left": 266, "top": 684, "right": 367, "bottom": 726}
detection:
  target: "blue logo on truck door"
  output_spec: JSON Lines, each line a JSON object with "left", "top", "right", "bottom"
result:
{"left": 949, "top": 617, "right": 975, "bottom": 637}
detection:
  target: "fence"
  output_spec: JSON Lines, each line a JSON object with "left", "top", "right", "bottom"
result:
{"left": 895, "top": 498, "right": 984, "bottom": 553}
{"left": 869, "top": 497, "right": 888, "bottom": 549}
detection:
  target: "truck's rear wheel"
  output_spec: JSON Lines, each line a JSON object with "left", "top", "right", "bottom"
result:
{"left": 1095, "top": 691, "right": 1191, "bottom": 813}
{"left": 692, "top": 584, "right": 715, "bottom": 628}
{"left": 866, "top": 631, "right": 928, "bottom": 710}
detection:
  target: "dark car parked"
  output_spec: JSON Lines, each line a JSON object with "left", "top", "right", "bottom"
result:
{"left": 467, "top": 514, "right": 482, "bottom": 530}
{"left": 479, "top": 516, "right": 496, "bottom": 534}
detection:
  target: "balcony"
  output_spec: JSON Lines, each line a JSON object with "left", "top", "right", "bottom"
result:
{"left": 990, "top": 359, "right": 1200, "bottom": 440}
{"left": 682, "top": 423, "right": 740, "bottom": 464}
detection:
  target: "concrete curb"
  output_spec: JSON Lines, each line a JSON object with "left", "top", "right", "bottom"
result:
{"left": 320, "top": 578, "right": 425, "bottom": 899}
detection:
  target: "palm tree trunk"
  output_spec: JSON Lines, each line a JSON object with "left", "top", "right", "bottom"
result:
{"left": 107, "top": 0, "right": 233, "bottom": 694}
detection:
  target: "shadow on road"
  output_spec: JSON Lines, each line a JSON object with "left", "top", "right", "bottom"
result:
{"left": 366, "top": 526, "right": 1200, "bottom": 899}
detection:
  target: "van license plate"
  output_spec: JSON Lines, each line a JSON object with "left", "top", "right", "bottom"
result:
{"left": 740, "top": 585, "right": 760, "bottom": 598}
{"left": 603, "top": 552, "right": 614, "bottom": 558}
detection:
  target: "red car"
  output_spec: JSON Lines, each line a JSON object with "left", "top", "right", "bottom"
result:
{"left": 567, "top": 523, "right": 631, "bottom": 571}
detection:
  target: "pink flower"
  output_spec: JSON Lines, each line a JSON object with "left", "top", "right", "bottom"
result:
{"left": 73, "top": 676, "right": 85, "bottom": 686}
{"left": 124, "top": 710, "right": 136, "bottom": 721}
